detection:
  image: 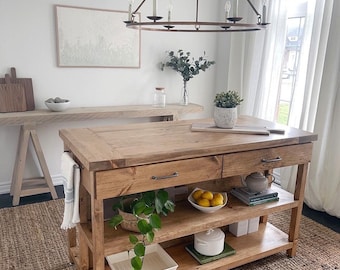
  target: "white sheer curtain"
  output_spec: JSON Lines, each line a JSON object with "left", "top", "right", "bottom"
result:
{"left": 228, "top": 0, "right": 288, "bottom": 120}
{"left": 227, "top": 0, "right": 340, "bottom": 217}
{"left": 280, "top": 0, "right": 340, "bottom": 218}
{"left": 299, "top": 0, "right": 340, "bottom": 218}
{"left": 280, "top": 0, "right": 329, "bottom": 193}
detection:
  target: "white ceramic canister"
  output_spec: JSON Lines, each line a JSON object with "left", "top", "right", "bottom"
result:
{"left": 194, "top": 228, "right": 225, "bottom": 256}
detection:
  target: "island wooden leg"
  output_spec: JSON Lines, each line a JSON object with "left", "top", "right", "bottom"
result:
{"left": 75, "top": 178, "right": 90, "bottom": 269}
{"left": 89, "top": 179, "right": 105, "bottom": 270}
{"left": 287, "top": 163, "right": 308, "bottom": 257}
{"left": 79, "top": 227, "right": 90, "bottom": 269}
{"left": 67, "top": 228, "right": 76, "bottom": 263}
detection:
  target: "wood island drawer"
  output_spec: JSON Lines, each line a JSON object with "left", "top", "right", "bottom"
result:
{"left": 222, "top": 143, "right": 313, "bottom": 177}
{"left": 95, "top": 156, "right": 222, "bottom": 199}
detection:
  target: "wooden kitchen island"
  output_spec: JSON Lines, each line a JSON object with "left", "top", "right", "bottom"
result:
{"left": 59, "top": 116, "right": 317, "bottom": 270}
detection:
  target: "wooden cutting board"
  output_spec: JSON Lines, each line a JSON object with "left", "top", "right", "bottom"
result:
{"left": 0, "top": 74, "right": 27, "bottom": 112}
{"left": 191, "top": 122, "right": 271, "bottom": 135}
{"left": 0, "top": 67, "right": 35, "bottom": 111}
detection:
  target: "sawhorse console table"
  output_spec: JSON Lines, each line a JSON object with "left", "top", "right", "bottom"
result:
{"left": 0, "top": 104, "right": 203, "bottom": 206}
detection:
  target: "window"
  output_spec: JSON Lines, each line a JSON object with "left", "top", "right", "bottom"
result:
{"left": 276, "top": 1, "right": 307, "bottom": 125}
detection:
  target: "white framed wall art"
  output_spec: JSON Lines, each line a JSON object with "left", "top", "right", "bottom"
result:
{"left": 55, "top": 5, "right": 141, "bottom": 68}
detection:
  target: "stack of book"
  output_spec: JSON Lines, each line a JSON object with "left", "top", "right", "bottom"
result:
{"left": 185, "top": 243, "right": 236, "bottom": 264}
{"left": 231, "top": 187, "right": 279, "bottom": 206}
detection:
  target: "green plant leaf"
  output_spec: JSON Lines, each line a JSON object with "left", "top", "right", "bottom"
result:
{"left": 137, "top": 219, "right": 153, "bottom": 234}
{"left": 141, "top": 191, "right": 156, "bottom": 206}
{"left": 129, "top": 234, "right": 139, "bottom": 245}
{"left": 108, "top": 215, "right": 123, "bottom": 229}
{"left": 149, "top": 213, "right": 161, "bottom": 229}
{"left": 157, "top": 190, "right": 168, "bottom": 203}
{"left": 146, "top": 231, "right": 155, "bottom": 243}
{"left": 161, "top": 208, "right": 169, "bottom": 216}
{"left": 143, "top": 206, "right": 155, "bottom": 216}
{"left": 133, "top": 201, "right": 146, "bottom": 216}
{"left": 164, "top": 200, "right": 176, "bottom": 212}
{"left": 111, "top": 202, "right": 122, "bottom": 211}
{"left": 134, "top": 243, "right": 146, "bottom": 257}
{"left": 155, "top": 189, "right": 168, "bottom": 213}
{"left": 155, "top": 198, "right": 163, "bottom": 214}
{"left": 131, "top": 255, "right": 143, "bottom": 270}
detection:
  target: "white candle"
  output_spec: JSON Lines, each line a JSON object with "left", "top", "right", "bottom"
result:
{"left": 128, "top": 0, "right": 134, "bottom": 21}
{"left": 153, "top": 0, "right": 157, "bottom": 16}
{"left": 232, "top": 0, "right": 238, "bottom": 18}
{"left": 231, "top": 0, "right": 238, "bottom": 18}
{"left": 262, "top": 3, "right": 267, "bottom": 24}
{"left": 168, "top": 10, "right": 171, "bottom": 21}
{"left": 225, "top": 1, "right": 231, "bottom": 21}
{"left": 168, "top": 1, "right": 173, "bottom": 21}
{"left": 128, "top": 3, "right": 132, "bottom": 20}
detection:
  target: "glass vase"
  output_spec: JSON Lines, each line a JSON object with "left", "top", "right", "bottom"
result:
{"left": 180, "top": 80, "right": 189, "bottom": 106}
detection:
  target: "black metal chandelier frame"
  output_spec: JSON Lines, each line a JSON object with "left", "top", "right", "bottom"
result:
{"left": 124, "top": 0, "right": 269, "bottom": 33}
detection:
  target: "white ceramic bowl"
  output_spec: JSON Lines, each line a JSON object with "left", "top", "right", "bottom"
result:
{"left": 188, "top": 188, "right": 227, "bottom": 213}
{"left": 45, "top": 100, "right": 71, "bottom": 112}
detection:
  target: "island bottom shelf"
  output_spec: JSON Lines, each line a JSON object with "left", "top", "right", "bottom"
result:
{"left": 165, "top": 222, "right": 293, "bottom": 270}
{"left": 70, "top": 222, "right": 293, "bottom": 270}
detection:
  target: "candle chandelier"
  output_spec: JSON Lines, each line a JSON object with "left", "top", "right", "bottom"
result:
{"left": 125, "top": 0, "right": 269, "bottom": 33}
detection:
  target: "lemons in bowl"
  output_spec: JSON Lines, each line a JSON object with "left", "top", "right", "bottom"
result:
{"left": 188, "top": 188, "right": 227, "bottom": 213}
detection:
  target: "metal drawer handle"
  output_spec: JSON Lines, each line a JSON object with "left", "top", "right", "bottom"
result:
{"left": 151, "top": 172, "right": 179, "bottom": 180}
{"left": 261, "top": 156, "right": 282, "bottom": 163}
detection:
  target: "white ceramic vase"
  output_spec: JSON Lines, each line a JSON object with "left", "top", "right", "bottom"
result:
{"left": 213, "top": 106, "right": 237, "bottom": 128}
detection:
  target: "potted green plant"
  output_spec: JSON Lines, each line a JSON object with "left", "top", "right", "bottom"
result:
{"left": 160, "top": 49, "right": 215, "bottom": 105}
{"left": 109, "top": 189, "right": 175, "bottom": 270}
{"left": 213, "top": 90, "right": 243, "bottom": 128}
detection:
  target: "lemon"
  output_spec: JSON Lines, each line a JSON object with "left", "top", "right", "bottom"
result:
{"left": 210, "top": 196, "right": 224, "bottom": 207}
{"left": 213, "top": 193, "right": 224, "bottom": 202}
{"left": 197, "top": 198, "right": 211, "bottom": 207}
{"left": 201, "top": 191, "right": 213, "bottom": 200}
{"left": 192, "top": 189, "right": 204, "bottom": 201}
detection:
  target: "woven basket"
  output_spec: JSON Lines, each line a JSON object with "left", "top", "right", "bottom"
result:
{"left": 118, "top": 209, "right": 140, "bottom": 232}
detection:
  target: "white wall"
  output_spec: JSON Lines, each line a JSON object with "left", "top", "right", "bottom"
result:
{"left": 0, "top": 0, "right": 229, "bottom": 194}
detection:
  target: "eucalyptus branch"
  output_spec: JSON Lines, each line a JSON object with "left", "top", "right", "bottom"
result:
{"left": 161, "top": 49, "right": 215, "bottom": 82}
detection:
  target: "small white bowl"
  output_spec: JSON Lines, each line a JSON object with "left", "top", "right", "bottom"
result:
{"left": 45, "top": 100, "right": 70, "bottom": 112}
{"left": 188, "top": 188, "right": 228, "bottom": 214}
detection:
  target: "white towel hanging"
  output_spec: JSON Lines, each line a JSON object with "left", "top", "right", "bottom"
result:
{"left": 60, "top": 152, "right": 80, "bottom": 230}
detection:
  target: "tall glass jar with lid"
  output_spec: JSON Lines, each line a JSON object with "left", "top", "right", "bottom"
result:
{"left": 153, "top": 87, "right": 166, "bottom": 107}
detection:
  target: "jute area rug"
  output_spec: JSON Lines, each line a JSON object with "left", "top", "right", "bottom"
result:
{"left": 0, "top": 199, "right": 339, "bottom": 270}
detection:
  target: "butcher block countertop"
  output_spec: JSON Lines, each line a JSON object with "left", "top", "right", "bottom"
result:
{"left": 59, "top": 115, "right": 317, "bottom": 172}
